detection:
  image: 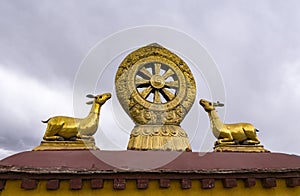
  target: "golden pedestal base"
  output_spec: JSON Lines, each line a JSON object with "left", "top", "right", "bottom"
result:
{"left": 127, "top": 125, "right": 191, "bottom": 151}
{"left": 214, "top": 144, "right": 270, "bottom": 153}
{"left": 33, "top": 139, "right": 99, "bottom": 151}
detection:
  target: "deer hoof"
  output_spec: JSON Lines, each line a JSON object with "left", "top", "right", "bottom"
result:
{"left": 242, "top": 140, "right": 249, "bottom": 145}
{"left": 57, "top": 136, "right": 64, "bottom": 141}
{"left": 69, "top": 137, "right": 77, "bottom": 141}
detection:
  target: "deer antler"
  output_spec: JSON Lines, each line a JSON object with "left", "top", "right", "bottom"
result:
{"left": 86, "top": 94, "right": 96, "bottom": 98}
{"left": 213, "top": 101, "right": 224, "bottom": 107}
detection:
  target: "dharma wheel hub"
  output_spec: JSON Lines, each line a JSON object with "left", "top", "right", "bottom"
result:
{"left": 150, "top": 74, "right": 165, "bottom": 89}
{"left": 115, "top": 43, "right": 196, "bottom": 151}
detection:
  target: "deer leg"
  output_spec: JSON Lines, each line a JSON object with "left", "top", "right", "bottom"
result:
{"left": 80, "top": 135, "right": 95, "bottom": 141}
{"left": 216, "top": 133, "right": 235, "bottom": 145}
{"left": 251, "top": 135, "right": 260, "bottom": 144}
{"left": 43, "top": 124, "right": 64, "bottom": 141}
{"left": 243, "top": 133, "right": 260, "bottom": 145}
{"left": 243, "top": 139, "right": 260, "bottom": 145}
{"left": 74, "top": 133, "right": 94, "bottom": 141}
{"left": 217, "top": 139, "right": 236, "bottom": 146}
{"left": 69, "top": 137, "right": 77, "bottom": 141}
{"left": 43, "top": 135, "right": 64, "bottom": 141}
{"left": 60, "top": 133, "right": 82, "bottom": 141}
{"left": 216, "top": 138, "right": 236, "bottom": 145}
{"left": 43, "top": 136, "right": 64, "bottom": 141}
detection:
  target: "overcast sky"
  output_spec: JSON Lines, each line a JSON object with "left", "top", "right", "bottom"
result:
{"left": 1, "top": 0, "right": 300, "bottom": 159}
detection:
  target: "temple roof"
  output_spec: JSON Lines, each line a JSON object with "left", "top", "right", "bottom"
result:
{"left": 1, "top": 150, "right": 299, "bottom": 190}
{"left": 1, "top": 151, "right": 299, "bottom": 174}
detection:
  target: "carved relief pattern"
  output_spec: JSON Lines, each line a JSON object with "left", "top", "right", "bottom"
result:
{"left": 130, "top": 125, "right": 188, "bottom": 137}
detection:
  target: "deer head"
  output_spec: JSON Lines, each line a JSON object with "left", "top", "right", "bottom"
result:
{"left": 199, "top": 99, "right": 224, "bottom": 112}
{"left": 86, "top": 93, "right": 111, "bottom": 105}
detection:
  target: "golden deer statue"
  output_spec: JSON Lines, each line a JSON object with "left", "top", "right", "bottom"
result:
{"left": 42, "top": 93, "right": 111, "bottom": 141}
{"left": 199, "top": 99, "right": 260, "bottom": 145}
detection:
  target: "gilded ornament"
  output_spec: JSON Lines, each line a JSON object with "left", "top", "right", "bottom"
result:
{"left": 199, "top": 99, "right": 269, "bottom": 152}
{"left": 34, "top": 93, "right": 111, "bottom": 150}
{"left": 115, "top": 44, "right": 196, "bottom": 151}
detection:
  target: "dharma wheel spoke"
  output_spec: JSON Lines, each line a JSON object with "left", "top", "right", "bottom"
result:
{"left": 139, "top": 67, "right": 153, "bottom": 79}
{"left": 136, "top": 78, "right": 150, "bottom": 87}
{"left": 162, "top": 68, "right": 175, "bottom": 79}
{"left": 135, "top": 62, "right": 179, "bottom": 103}
{"left": 140, "top": 86, "right": 153, "bottom": 99}
{"left": 165, "top": 81, "right": 179, "bottom": 88}
{"left": 161, "top": 88, "right": 175, "bottom": 101}
{"left": 154, "top": 90, "right": 161, "bottom": 103}
{"left": 154, "top": 63, "right": 161, "bottom": 75}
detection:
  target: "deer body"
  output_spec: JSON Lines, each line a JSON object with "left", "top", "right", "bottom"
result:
{"left": 200, "top": 99, "right": 260, "bottom": 145}
{"left": 42, "top": 93, "right": 111, "bottom": 141}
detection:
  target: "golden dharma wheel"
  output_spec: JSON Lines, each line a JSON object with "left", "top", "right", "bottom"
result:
{"left": 115, "top": 44, "right": 196, "bottom": 126}
{"left": 115, "top": 44, "right": 196, "bottom": 151}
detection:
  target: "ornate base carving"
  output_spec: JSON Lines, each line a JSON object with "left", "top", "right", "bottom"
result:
{"left": 33, "top": 139, "right": 99, "bottom": 151}
{"left": 214, "top": 144, "right": 270, "bottom": 153}
{"left": 127, "top": 125, "right": 191, "bottom": 151}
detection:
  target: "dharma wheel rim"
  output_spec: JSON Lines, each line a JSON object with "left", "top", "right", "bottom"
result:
{"left": 128, "top": 57, "right": 187, "bottom": 111}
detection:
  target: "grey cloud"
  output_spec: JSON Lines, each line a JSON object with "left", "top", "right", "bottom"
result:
{"left": 0, "top": 0, "right": 300, "bottom": 159}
